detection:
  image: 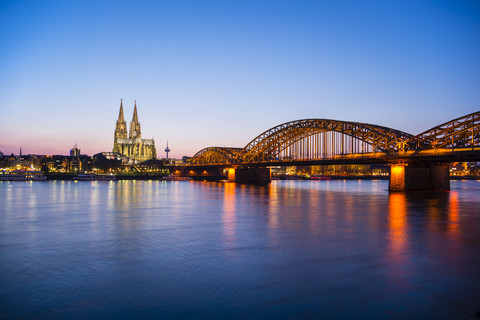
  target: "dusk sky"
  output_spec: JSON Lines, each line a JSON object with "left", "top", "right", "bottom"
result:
{"left": 1, "top": 0, "right": 479, "bottom": 158}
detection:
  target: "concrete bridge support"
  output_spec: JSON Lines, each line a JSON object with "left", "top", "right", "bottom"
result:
{"left": 228, "top": 167, "right": 271, "bottom": 184}
{"left": 389, "top": 164, "right": 450, "bottom": 191}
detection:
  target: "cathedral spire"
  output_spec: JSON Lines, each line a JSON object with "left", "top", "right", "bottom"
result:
{"left": 114, "top": 99, "right": 128, "bottom": 140}
{"left": 118, "top": 99, "right": 125, "bottom": 122}
{"left": 129, "top": 100, "right": 141, "bottom": 139}
{"left": 132, "top": 100, "right": 138, "bottom": 123}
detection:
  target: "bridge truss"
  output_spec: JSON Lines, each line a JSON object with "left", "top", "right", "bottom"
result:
{"left": 240, "top": 119, "right": 413, "bottom": 162}
{"left": 191, "top": 147, "right": 242, "bottom": 165}
{"left": 405, "top": 111, "right": 480, "bottom": 151}
{"left": 190, "top": 111, "right": 480, "bottom": 165}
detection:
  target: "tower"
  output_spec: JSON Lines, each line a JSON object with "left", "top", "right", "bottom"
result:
{"left": 129, "top": 100, "right": 141, "bottom": 139}
{"left": 114, "top": 99, "right": 128, "bottom": 139}
{"left": 165, "top": 141, "right": 170, "bottom": 159}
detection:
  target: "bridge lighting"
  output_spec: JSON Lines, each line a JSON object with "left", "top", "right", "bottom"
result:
{"left": 389, "top": 165, "right": 406, "bottom": 191}
{"left": 228, "top": 168, "right": 236, "bottom": 182}
{"left": 391, "top": 165, "right": 405, "bottom": 176}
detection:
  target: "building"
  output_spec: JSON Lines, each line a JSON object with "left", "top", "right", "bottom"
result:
{"left": 70, "top": 144, "right": 80, "bottom": 157}
{"left": 113, "top": 100, "right": 157, "bottom": 163}
{"left": 0, "top": 153, "right": 42, "bottom": 171}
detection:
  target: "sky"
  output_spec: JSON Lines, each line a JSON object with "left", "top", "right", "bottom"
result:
{"left": 0, "top": 0, "right": 479, "bottom": 158}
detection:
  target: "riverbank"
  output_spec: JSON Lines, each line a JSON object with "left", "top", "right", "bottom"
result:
{"left": 45, "top": 173, "right": 167, "bottom": 180}
{"left": 43, "top": 173, "right": 479, "bottom": 181}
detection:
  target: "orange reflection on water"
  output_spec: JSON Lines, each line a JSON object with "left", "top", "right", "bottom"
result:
{"left": 448, "top": 191, "right": 460, "bottom": 236}
{"left": 266, "top": 183, "right": 282, "bottom": 247}
{"left": 388, "top": 193, "right": 408, "bottom": 255}
{"left": 267, "top": 183, "right": 279, "bottom": 229}
{"left": 222, "top": 182, "right": 237, "bottom": 244}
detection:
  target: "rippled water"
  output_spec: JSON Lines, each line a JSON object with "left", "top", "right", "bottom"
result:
{"left": 1, "top": 180, "right": 480, "bottom": 319}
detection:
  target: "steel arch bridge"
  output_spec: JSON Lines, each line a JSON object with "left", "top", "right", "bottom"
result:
{"left": 240, "top": 119, "right": 413, "bottom": 162}
{"left": 190, "top": 111, "right": 480, "bottom": 165}
{"left": 405, "top": 111, "right": 480, "bottom": 152}
{"left": 191, "top": 147, "right": 243, "bottom": 165}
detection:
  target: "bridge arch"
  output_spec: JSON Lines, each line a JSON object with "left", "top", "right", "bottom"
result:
{"left": 190, "top": 147, "right": 243, "bottom": 165}
{"left": 408, "top": 111, "right": 480, "bottom": 150}
{"left": 240, "top": 119, "right": 413, "bottom": 162}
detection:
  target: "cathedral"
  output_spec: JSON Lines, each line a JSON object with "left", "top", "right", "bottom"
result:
{"left": 113, "top": 100, "right": 157, "bottom": 163}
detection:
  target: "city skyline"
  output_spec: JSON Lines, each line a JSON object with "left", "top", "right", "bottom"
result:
{"left": 1, "top": 0, "right": 479, "bottom": 158}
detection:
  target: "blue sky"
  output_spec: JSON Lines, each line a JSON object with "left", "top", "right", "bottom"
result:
{"left": 1, "top": 0, "right": 479, "bottom": 158}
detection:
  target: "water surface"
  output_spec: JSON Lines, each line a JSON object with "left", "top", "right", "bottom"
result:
{"left": 1, "top": 180, "right": 480, "bottom": 319}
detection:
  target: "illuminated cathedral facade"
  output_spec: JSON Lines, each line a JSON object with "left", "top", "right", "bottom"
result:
{"left": 113, "top": 100, "right": 157, "bottom": 163}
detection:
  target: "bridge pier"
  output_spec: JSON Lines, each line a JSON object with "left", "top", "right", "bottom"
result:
{"left": 228, "top": 167, "right": 271, "bottom": 184}
{"left": 389, "top": 164, "right": 450, "bottom": 191}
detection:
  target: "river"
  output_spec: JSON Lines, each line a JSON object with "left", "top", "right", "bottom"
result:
{"left": 1, "top": 180, "right": 479, "bottom": 319}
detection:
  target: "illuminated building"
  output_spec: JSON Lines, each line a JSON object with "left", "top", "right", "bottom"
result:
{"left": 70, "top": 144, "right": 80, "bottom": 157}
{"left": 113, "top": 99, "right": 157, "bottom": 163}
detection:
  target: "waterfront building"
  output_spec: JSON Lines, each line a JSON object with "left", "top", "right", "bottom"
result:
{"left": 0, "top": 153, "right": 42, "bottom": 171}
{"left": 40, "top": 154, "right": 92, "bottom": 173}
{"left": 113, "top": 100, "right": 157, "bottom": 163}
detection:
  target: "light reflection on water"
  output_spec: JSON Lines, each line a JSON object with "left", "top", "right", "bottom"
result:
{"left": 0, "top": 180, "right": 479, "bottom": 319}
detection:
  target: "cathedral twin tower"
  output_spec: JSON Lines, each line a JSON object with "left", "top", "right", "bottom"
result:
{"left": 113, "top": 99, "right": 157, "bottom": 162}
